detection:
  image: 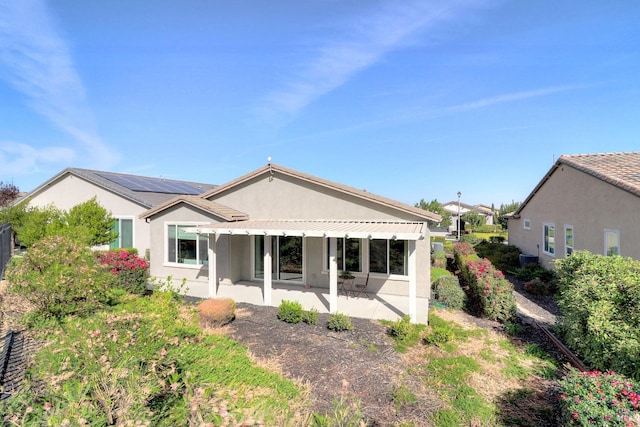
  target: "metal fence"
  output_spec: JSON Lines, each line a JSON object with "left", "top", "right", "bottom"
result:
{"left": 0, "top": 223, "right": 11, "bottom": 280}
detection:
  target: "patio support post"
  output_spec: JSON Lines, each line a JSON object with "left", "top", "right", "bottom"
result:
{"left": 408, "top": 240, "right": 417, "bottom": 323}
{"left": 263, "top": 235, "right": 273, "bottom": 306}
{"left": 329, "top": 237, "right": 338, "bottom": 313}
{"left": 207, "top": 234, "right": 217, "bottom": 298}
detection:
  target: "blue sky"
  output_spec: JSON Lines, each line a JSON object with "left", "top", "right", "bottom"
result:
{"left": 0, "top": 1, "right": 638, "bottom": 207}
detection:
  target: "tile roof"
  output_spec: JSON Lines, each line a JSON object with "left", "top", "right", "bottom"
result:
{"left": 559, "top": 152, "right": 640, "bottom": 196}
{"left": 512, "top": 152, "right": 640, "bottom": 216}
{"left": 199, "top": 163, "right": 442, "bottom": 223}
{"left": 140, "top": 195, "right": 249, "bottom": 221}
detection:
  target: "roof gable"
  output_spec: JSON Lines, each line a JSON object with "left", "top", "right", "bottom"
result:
{"left": 140, "top": 195, "right": 248, "bottom": 221}
{"left": 22, "top": 168, "right": 217, "bottom": 209}
{"left": 199, "top": 163, "right": 442, "bottom": 222}
{"left": 513, "top": 152, "right": 640, "bottom": 216}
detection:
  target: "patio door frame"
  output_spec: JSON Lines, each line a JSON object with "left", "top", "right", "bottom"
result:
{"left": 252, "top": 235, "right": 306, "bottom": 284}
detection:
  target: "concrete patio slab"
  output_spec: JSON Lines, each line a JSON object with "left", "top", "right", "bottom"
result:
{"left": 212, "top": 281, "right": 429, "bottom": 324}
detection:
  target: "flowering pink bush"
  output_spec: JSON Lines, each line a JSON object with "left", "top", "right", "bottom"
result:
{"left": 559, "top": 369, "right": 640, "bottom": 426}
{"left": 453, "top": 243, "right": 516, "bottom": 323}
{"left": 97, "top": 250, "right": 149, "bottom": 295}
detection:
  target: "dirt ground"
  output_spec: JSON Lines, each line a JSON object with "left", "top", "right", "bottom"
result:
{"left": 226, "top": 301, "right": 566, "bottom": 426}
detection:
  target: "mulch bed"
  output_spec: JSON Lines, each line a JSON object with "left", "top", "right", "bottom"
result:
{"left": 227, "top": 303, "right": 429, "bottom": 425}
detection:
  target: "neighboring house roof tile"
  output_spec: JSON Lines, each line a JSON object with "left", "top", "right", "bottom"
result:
{"left": 512, "top": 152, "right": 640, "bottom": 217}
{"left": 21, "top": 168, "right": 217, "bottom": 209}
{"left": 198, "top": 163, "right": 442, "bottom": 223}
{"left": 140, "top": 195, "right": 249, "bottom": 221}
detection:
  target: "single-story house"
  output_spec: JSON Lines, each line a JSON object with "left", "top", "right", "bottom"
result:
{"left": 140, "top": 163, "right": 441, "bottom": 322}
{"left": 507, "top": 152, "right": 640, "bottom": 269}
{"left": 19, "top": 168, "right": 216, "bottom": 255}
{"left": 442, "top": 201, "right": 494, "bottom": 234}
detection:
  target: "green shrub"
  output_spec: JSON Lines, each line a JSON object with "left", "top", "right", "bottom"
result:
{"left": 302, "top": 308, "right": 319, "bottom": 325}
{"left": 277, "top": 300, "right": 303, "bottom": 324}
{"left": 474, "top": 241, "right": 521, "bottom": 273}
{"left": 431, "top": 249, "right": 447, "bottom": 268}
{"left": 388, "top": 315, "right": 413, "bottom": 340}
{"left": 558, "top": 369, "right": 639, "bottom": 426}
{"left": 555, "top": 251, "right": 640, "bottom": 379}
{"left": 460, "top": 233, "right": 480, "bottom": 245}
{"left": 434, "top": 276, "right": 466, "bottom": 310}
{"left": 328, "top": 313, "right": 353, "bottom": 331}
{"left": 197, "top": 298, "right": 236, "bottom": 328}
{"left": 514, "top": 263, "right": 556, "bottom": 283}
{"left": 425, "top": 326, "right": 455, "bottom": 346}
{"left": 431, "top": 267, "right": 451, "bottom": 284}
{"left": 6, "top": 235, "right": 111, "bottom": 321}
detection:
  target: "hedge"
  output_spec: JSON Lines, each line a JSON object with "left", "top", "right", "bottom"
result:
{"left": 453, "top": 242, "right": 516, "bottom": 323}
{"left": 555, "top": 251, "right": 640, "bottom": 380}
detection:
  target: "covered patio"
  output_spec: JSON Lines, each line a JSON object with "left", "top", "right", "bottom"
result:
{"left": 191, "top": 219, "right": 430, "bottom": 323}
{"left": 213, "top": 281, "right": 430, "bottom": 324}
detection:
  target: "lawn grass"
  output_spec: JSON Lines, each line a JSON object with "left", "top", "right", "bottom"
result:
{"left": 1, "top": 291, "right": 308, "bottom": 425}
{"left": 388, "top": 310, "right": 559, "bottom": 426}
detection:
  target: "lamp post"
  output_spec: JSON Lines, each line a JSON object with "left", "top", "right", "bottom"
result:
{"left": 457, "top": 191, "right": 462, "bottom": 241}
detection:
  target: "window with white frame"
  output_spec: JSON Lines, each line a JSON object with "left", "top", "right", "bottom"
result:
{"left": 604, "top": 229, "right": 620, "bottom": 256}
{"left": 564, "top": 225, "right": 574, "bottom": 256}
{"left": 167, "top": 224, "right": 208, "bottom": 265}
{"left": 325, "top": 238, "right": 362, "bottom": 273}
{"left": 543, "top": 223, "right": 555, "bottom": 256}
{"left": 369, "top": 239, "right": 408, "bottom": 276}
{"left": 110, "top": 217, "right": 134, "bottom": 249}
{"left": 324, "top": 238, "right": 408, "bottom": 276}
{"left": 524, "top": 219, "right": 531, "bottom": 230}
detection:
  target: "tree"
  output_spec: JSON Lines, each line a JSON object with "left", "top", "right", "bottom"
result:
{"left": 65, "top": 197, "right": 117, "bottom": 246}
{"left": 13, "top": 205, "right": 65, "bottom": 248}
{"left": 0, "top": 181, "right": 19, "bottom": 208}
{"left": 12, "top": 197, "right": 117, "bottom": 248}
{"left": 414, "top": 198, "right": 452, "bottom": 228}
{"left": 496, "top": 201, "right": 521, "bottom": 230}
{"left": 461, "top": 211, "right": 484, "bottom": 230}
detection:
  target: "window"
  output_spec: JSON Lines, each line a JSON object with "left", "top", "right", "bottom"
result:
{"left": 369, "top": 239, "right": 387, "bottom": 274}
{"left": 325, "top": 238, "right": 409, "bottom": 277}
{"left": 167, "top": 224, "right": 208, "bottom": 265}
{"left": 604, "top": 229, "right": 620, "bottom": 256}
{"left": 389, "top": 240, "right": 408, "bottom": 275}
{"left": 369, "top": 239, "right": 408, "bottom": 276}
{"left": 325, "top": 238, "right": 362, "bottom": 273}
{"left": 564, "top": 225, "right": 574, "bottom": 256}
{"left": 523, "top": 219, "right": 531, "bottom": 230}
{"left": 543, "top": 223, "right": 555, "bottom": 256}
{"left": 110, "top": 218, "right": 133, "bottom": 249}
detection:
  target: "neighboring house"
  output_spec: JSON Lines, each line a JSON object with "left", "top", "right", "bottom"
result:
{"left": 19, "top": 168, "right": 216, "bottom": 256}
{"left": 507, "top": 152, "right": 640, "bottom": 269}
{"left": 442, "top": 201, "right": 494, "bottom": 234}
{"left": 140, "top": 163, "right": 441, "bottom": 322}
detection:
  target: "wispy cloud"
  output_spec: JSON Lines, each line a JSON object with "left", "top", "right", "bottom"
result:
{"left": 0, "top": 142, "right": 74, "bottom": 176}
{"left": 443, "top": 85, "right": 583, "bottom": 114}
{"left": 0, "top": 1, "right": 118, "bottom": 174}
{"left": 258, "top": 0, "right": 495, "bottom": 123}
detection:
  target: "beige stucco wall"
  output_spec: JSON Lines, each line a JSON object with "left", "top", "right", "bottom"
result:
{"left": 210, "top": 173, "right": 421, "bottom": 221}
{"left": 148, "top": 171, "right": 432, "bottom": 299}
{"left": 25, "top": 174, "right": 151, "bottom": 255}
{"left": 508, "top": 165, "right": 640, "bottom": 269}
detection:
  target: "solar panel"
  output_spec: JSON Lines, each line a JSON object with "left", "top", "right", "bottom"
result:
{"left": 97, "top": 172, "right": 205, "bottom": 195}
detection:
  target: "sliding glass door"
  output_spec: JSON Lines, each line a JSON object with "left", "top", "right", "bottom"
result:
{"left": 254, "top": 236, "right": 303, "bottom": 282}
